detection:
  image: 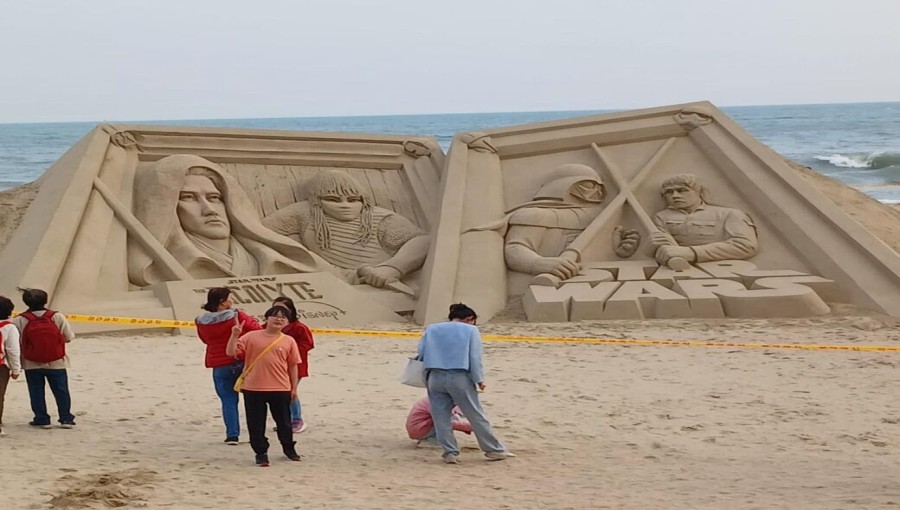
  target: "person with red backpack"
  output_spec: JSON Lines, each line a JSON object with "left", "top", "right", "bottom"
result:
{"left": 11, "top": 289, "right": 76, "bottom": 429}
{"left": 195, "top": 287, "right": 261, "bottom": 445}
{"left": 0, "top": 295, "right": 23, "bottom": 437}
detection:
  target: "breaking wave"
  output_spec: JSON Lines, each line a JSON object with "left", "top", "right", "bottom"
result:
{"left": 814, "top": 152, "right": 900, "bottom": 170}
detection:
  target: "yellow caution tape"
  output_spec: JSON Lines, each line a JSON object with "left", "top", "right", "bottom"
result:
{"left": 66, "top": 314, "right": 196, "bottom": 328}
{"left": 60, "top": 314, "right": 900, "bottom": 353}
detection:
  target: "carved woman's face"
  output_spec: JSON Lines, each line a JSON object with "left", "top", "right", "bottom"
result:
{"left": 320, "top": 194, "right": 364, "bottom": 222}
{"left": 177, "top": 174, "right": 231, "bottom": 239}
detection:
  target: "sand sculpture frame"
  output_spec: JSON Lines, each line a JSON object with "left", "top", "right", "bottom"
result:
{"left": 0, "top": 124, "right": 443, "bottom": 332}
{"left": 415, "top": 101, "right": 900, "bottom": 324}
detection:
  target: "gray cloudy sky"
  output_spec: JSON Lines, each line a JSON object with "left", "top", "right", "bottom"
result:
{"left": 1, "top": 0, "right": 898, "bottom": 123}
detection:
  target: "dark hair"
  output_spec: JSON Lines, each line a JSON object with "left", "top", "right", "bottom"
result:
{"left": 271, "top": 297, "right": 298, "bottom": 322}
{"left": 21, "top": 288, "right": 48, "bottom": 311}
{"left": 263, "top": 306, "right": 290, "bottom": 319}
{"left": 202, "top": 287, "right": 231, "bottom": 312}
{"left": 448, "top": 303, "right": 477, "bottom": 322}
{"left": 0, "top": 295, "right": 14, "bottom": 320}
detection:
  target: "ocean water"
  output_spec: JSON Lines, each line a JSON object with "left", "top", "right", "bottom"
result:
{"left": 1, "top": 103, "right": 898, "bottom": 200}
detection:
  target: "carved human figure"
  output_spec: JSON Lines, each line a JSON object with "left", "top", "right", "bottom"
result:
{"left": 502, "top": 164, "right": 640, "bottom": 280}
{"left": 128, "top": 155, "right": 328, "bottom": 287}
{"left": 649, "top": 173, "right": 758, "bottom": 265}
{"left": 262, "top": 169, "right": 429, "bottom": 288}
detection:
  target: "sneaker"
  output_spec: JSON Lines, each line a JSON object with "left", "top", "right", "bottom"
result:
{"left": 291, "top": 420, "right": 308, "bottom": 434}
{"left": 224, "top": 436, "right": 239, "bottom": 445}
{"left": 284, "top": 451, "right": 301, "bottom": 461}
{"left": 255, "top": 453, "right": 270, "bottom": 467}
{"left": 60, "top": 421, "right": 76, "bottom": 429}
{"left": 29, "top": 421, "right": 52, "bottom": 429}
{"left": 442, "top": 453, "right": 460, "bottom": 464}
{"left": 416, "top": 437, "right": 439, "bottom": 449}
{"left": 485, "top": 451, "right": 515, "bottom": 461}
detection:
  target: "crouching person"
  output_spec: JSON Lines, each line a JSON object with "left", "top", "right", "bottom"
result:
{"left": 406, "top": 396, "right": 472, "bottom": 447}
{"left": 226, "top": 306, "right": 301, "bottom": 467}
{"left": 12, "top": 289, "right": 76, "bottom": 429}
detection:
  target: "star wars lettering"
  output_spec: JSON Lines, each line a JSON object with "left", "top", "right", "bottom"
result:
{"left": 523, "top": 260, "right": 838, "bottom": 321}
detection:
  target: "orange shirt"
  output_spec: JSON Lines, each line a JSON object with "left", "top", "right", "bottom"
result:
{"left": 235, "top": 330, "right": 301, "bottom": 392}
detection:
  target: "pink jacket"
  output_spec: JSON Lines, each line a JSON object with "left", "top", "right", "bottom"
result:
{"left": 405, "top": 397, "right": 473, "bottom": 440}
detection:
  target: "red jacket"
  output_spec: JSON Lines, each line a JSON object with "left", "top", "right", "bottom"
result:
{"left": 282, "top": 321, "right": 314, "bottom": 378}
{"left": 196, "top": 310, "right": 261, "bottom": 368}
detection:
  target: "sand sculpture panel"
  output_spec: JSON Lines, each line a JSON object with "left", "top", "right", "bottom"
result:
{"left": 415, "top": 102, "right": 900, "bottom": 324}
{"left": 0, "top": 125, "right": 443, "bottom": 331}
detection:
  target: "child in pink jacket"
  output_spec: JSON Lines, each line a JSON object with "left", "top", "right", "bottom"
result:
{"left": 406, "top": 396, "right": 472, "bottom": 446}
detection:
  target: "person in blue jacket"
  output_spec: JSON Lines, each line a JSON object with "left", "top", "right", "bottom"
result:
{"left": 417, "top": 303, "right": 515, "bottom": 464}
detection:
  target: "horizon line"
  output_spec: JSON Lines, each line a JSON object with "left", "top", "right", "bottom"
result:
{"left": 1, "top": 100, "right": 898, "bottom": 126}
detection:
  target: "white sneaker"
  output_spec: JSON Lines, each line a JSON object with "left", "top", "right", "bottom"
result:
{"left": 485, "top": 451, "right": 515, "bottom": 461}
{"left": 443, "top": 453, "right": 460, "bottom": 464}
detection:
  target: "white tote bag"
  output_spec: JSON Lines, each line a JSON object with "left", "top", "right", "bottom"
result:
{"left": 400, "top": 356, "right": 427, "bottom": 388}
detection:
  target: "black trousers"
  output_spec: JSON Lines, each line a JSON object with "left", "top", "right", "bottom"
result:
{"left": 242, "top": 390, "right": 294, "bottom": 455}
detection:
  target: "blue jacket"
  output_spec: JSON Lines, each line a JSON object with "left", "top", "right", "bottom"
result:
{"left": 416, "top": 321, "right": 484, "bottom": 384}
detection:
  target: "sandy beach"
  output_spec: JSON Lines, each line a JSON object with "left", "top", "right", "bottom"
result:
{"left": 0, "top": 317, "right": 897, "bottom": 509}
{"left": 0, "top": 163, "right": 899, "bottom": 509}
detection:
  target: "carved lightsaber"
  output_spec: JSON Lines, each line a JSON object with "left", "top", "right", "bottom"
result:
{"left": 591, "top": 142, "right": 691, "bottom": 271}
{"left": 530, "top": 138, "right": 682, "bottom": 287}
{"left": 93, "top": 176, "right": 193, "bottom": 282}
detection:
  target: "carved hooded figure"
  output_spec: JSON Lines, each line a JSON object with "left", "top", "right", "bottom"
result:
{"left": 502, "top": 164, "right": 607, "bottom": 274}
{"left": 468, "top": 163, "right": 639, "bottom": 280}
{"left": 128, "top": 154, "right": 329, "bottom": 287}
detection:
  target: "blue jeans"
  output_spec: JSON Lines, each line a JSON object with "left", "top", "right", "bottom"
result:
{"left": 426, "top": 369, "right": 505, "bottom": 457}
{"left": 289, "top": 380, "right": 302, "bottom": 422}
{"left": 290, "top": 397, "right": 302, "bottom": 422}
{"left": 25, "top": 369, "right": 74, "bottom": 425}
{"left": 212, "top": 362, "right": 243, "bottom": 438}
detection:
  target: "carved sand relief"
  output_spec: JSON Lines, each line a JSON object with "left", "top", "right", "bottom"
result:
{"left": 128, "top": 155, "right": 328, "bottom": 287}
{"left": 417, "top": 103, "right": 898, "bottom": 324}
{"left": 0, "top": 125, "right": 440, "bottom": 331}
{"left": 4, "top": 103, "right": 900, "bottom": 332}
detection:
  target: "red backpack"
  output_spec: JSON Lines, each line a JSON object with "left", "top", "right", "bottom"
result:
{"left": 0, "top": 320, "right": 10, "bottom": 366}
{"left": 21, "top": 311, "right": 67, "bottom": 363}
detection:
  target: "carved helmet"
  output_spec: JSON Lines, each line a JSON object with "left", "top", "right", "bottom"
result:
{"left": 533, "top": 163, "right": 606, "bottom": 204}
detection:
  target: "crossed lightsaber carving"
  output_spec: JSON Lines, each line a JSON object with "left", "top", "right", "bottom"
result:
{"left": 531, "top": 137, "right": 687, "bottom": 287}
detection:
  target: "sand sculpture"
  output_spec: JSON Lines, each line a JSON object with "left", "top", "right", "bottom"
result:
{"left": 262, "top": 169, "right": 429, "bottom": 294}
{"left": 649, "top": 173, "right": 758, "bottom": 266}
{"left": 415, "top": 102, "right": 900, "bottom": 324}
{"left": 3, "top": 102, "right": 900, "bottom": 332}
{"left": 0, "top": 125, "right": 443, "bottom": 331}
{"left": 129, "top": 154, "right": 328, "bottom": 286}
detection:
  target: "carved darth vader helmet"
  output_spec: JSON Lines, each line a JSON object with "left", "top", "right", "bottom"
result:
{"left": 533, "top": 164, "right": 606, "bottom": 204}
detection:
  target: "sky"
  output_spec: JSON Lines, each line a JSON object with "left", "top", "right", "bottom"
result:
{"left": 1, "top": 0, "right": 898, "bottom": 123}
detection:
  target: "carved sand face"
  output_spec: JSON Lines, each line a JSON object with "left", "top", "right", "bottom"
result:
{"left": 662, "top": 184, "right": 702, "bottom": 211}
{"left": 177, "top": 174, "right": 230, "bottom": 239}
{"left": 320, "top": 194, "right": 364, "bottom": 222}
{"left": 569, "top": 180, "right": 605, "bottom": 203}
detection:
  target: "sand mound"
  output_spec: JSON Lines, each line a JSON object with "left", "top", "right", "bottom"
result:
{"left": 0, "top": 181, "right": 38, "bottom": 251}
{"left": 787, "top": 159, "right": 900, "bottom": 254}
{"left": 48, "top": 469, "right": 158, "bottom": 509}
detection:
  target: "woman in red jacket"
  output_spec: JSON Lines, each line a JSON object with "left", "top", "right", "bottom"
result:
{"left": 196, "top": 288, "right": 261, "bottom": 445}
{"left": 272, "top": 297, "right": 314, "bottom": 433}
